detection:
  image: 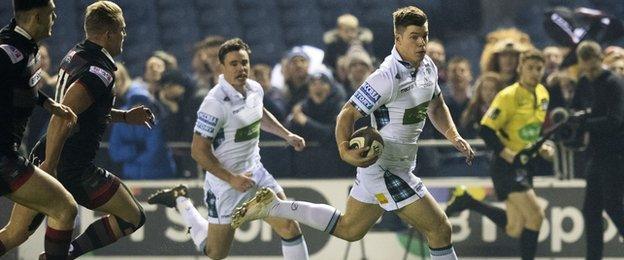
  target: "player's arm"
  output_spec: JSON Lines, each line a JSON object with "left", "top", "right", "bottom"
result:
{"left": 336, "top": 102, "right": 376, "bottom": 167}
{"left": 261, "top": 107, "right": 305, "bottom": 151}
{"left": 41, "top": 82, "right": 91, "bottom": 175}
{"left": 427, "top": 93, "right": 475, "bottom": 164}
{"left": 479, "top": 93, "right": 515, "bottom": 163}
{"left": 190, "top": 134, "right": 254, "bottom": 192}
{"left": 110, "top": 107, "right": 154, "bottom": 128}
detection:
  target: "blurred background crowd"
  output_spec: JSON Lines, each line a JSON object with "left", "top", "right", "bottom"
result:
{"left": 8, "top": 0, "right": 624, "bottom": 180}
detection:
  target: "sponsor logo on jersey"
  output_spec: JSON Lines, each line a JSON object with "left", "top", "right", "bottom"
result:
{"left": 489, "top": 108, "right": 501, "bottom": 120}
{"left": 234, "top": 120, "right": 261, "bottom": 142}
{"left": 196, "top": 112, "right": 219, "bottom": 135}
{"left": 402, "top": 101, "right": 429, "bottom": 125}
{"left": 89, "top": 66, "right": 113, "bottom": 86}
{"left": 518, "top": 122, "right": 541, "bottom": 142}
{"left": 29, "top": 68, "right": 42, "bottom": 87}
{"left": 352, "top": 82, "right": 380, "bottom": 110}
{"left": 0, "top": 44, "right": 24, "bottom": 64}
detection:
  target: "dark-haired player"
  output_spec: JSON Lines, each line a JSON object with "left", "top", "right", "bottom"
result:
{"left": 232, "top": 6, "right": 474, "bottom": 260}
{"left": 0, "top": 0, "right": 78, "bottom": 259}
{"left": 147, "top": 38, "right": 309, "bottom": 259}
{"left": 0, "top": 1, "right": 153, "bottom": 259}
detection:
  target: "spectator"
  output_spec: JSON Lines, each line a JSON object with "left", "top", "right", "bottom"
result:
{"left": 481, "top": 28, "right": 533, "bottom": 86}
{"left": 288, "top": 72, "right": 350, "bottom": 177}
{"left": 251, "top": 64, "right": 287, "bottom": 123}
{"left": 323, "top": 14, "right": 373, "bottom": 71}
{"left": 191, "top": 35, "right": 226, "bottom": 91}
{"left": 444, "top": 57, "right": 473, "bottom": 126}
{"left": 109, "top": 63, "right": 176, "bottom": 179}
{"left": 343, "top": 50, "right": 374, "bottom": 129}
{"left": 135, "top": 50, "right": 178, "bottom": 96}
{"left": 283, "top": 47, "right": 311, "bottom": 110}
{"left": 604, "top": 49, "right": 624, "bottom": 77}
{"left": 427, "top": 39, "right": 447, "bottom": 84}
{"left": 547, "top": 71, "right": 577, "bottom": 109}
{"left": 289, "top": 72, "right": 345, "bottom": 144}
{"left": 543, "top": 46, "right": 564, "bottom": 80}
{"left": 460, "top": 72, "right": 503, "bottom": 138}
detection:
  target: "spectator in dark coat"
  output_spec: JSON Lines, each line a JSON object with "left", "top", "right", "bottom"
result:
{"left": 323, "top": 14, "right": 373, "bottom": 71}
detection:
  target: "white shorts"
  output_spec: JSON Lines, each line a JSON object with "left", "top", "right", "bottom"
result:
{"left": 350, "top": 164, "right": 428, "bottom": 211}
{"left": 203, "top": 163, "right": 284, "bottom": 224}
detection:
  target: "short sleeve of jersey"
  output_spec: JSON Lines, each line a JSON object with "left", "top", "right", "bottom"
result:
{"left": 348, "top": 71, "right": 393, "bottom": 116}
{"left": 430, "top": 58, "right": 442, "bottom": 98}
{"left": 77, "top": 65, "right": 113, "bottom": 102}
{"left": 480, "top": 91, "right": 511, "bottom": 130}
{"left": 194, "top": 97, "right": 225, "bottom": 139}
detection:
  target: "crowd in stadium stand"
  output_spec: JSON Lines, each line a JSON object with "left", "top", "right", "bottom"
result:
{"left": 20, "top": 9, "right": 624, "bottom": 180}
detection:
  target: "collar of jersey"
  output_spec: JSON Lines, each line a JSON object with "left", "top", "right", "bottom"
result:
{"left": 391, "top": 46, "right": 420, "bottom": 72}
{"left": 14, "top": 25, "right": 32, "bottom": 40}
{"left": 83, "top": 40, "right": 116, "bottom": 69}
{"left": 218, "top": 74, "right": 250, "bottom": 101}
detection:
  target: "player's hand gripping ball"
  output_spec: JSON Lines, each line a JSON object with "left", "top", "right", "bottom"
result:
{"left": 349, "top": 126, "right": 384, "bottom": 159}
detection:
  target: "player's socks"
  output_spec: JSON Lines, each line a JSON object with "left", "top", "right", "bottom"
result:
{"left": 44, "top": 226, "right": 73, "bottom": 260}
{"left": 0, "top": 239, "right": 7, "bottom": 255}
{"left": 68, "top": 215, "right": 118, "bottom": 259}
{"left": 268, "top": 200, "right": 341, "bottom": 233}
{"left": 429, "top": 244, "right": 458, "bottom": 260}
{"left": 281, "top": 234, "right": 309, "bottom": 260}
{"left": 176, "top": 197, "right": 208, "bottom": 251}
{"left": 469, "top": 200, "right": 508, "bottom": 228}
{"left": 520, "top": 228, "right": 539, "bottom": 260}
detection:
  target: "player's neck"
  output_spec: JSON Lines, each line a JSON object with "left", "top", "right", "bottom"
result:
{"left": 518, "top": 81, "right": 537, "bottom": 92}
{"left": 15, "top": 20, "right": 39, "bottom": 41}
{"left": 86, "top": 36, "right": 113, "bottom": 56}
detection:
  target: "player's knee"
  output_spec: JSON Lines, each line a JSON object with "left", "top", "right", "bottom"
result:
{"left": 506, "top": 224, "right": 523, "bottom": 238}
{"left": 277, "top": 220, "right": 302, "bottom": 237}
{"left": 55, "top": 200, "right": 78, "bottom": 224}
{"left": 526, "top": 209, "right": 544, "bottom": 228}
{"left": 425, "top": 219, "right": 452, "bottom": 242}
{"left": 135, "top": 207, "right": 146, "bottom": 229}
{"left": 342, "top": 229, "right": 366, "bottom": 242}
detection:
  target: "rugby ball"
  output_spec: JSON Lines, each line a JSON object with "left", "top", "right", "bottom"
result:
{"left": 349, "top": 126, "right": 384, "bottom": 158}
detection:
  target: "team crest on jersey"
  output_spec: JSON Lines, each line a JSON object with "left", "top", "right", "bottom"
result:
{"left": 0, "top": 44, "right": 24, "bottom": 64}
{"left": 540, "top": 98, "right": 549, "bottom": 111}
{"left": 89, "top": 66, "right": 113, "bottom": 86}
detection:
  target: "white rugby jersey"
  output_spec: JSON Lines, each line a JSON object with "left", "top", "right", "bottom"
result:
{"left": 349, "top": 47, "right": 441, "bottom": 169}
{"left": 194, "top": 75, "right": 264, "bottom": 175}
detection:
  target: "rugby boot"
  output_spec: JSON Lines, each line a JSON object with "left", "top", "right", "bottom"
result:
{"left": 445, "top": 185, "right": 476, "bottom": 216}
{"left": 147, "top": 184, "right": 188, "bottom": 208}
{"left": 231, "top": 187, "right": 277, "bottom": 229}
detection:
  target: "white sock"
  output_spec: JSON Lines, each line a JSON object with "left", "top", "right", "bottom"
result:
{"left": 281, "top": 235, "right": 309, "bottom": 260}
{"left": 269, "top": 200, "right": 341, "bottom": 233}
{"left": 176, "top": 197, "right": 209, "bottom": 251}
{"left": 430, "top": 245, "right": 457, "bottom": 260}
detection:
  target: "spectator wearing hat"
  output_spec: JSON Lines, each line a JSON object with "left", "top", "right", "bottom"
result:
{"left": 109, "top": 63, "right": 176, "bottom": 179}
{"left": 289, "top": 72, "right": 350, "bottom": 177}
{"left": 344, "top": 50, "right": 374, "bottom": 129}
{"left": 323, "top": 14, "right": 374, "bottom": 71}
{"left": 283, "top": 47, "right": 312, "bottom": 111}
{"left": 485, "top": 39, "right": 527, "bottom": 86}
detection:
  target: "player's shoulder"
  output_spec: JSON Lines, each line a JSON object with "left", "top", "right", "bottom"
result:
{"left": 536, "top": 83, "right": 549, "bottom": 97}
{"left": 0, "top": 42, "right": 25, "bottom": 64}
{"left": 368, "top": 55, "right": 398, "bottom": 87}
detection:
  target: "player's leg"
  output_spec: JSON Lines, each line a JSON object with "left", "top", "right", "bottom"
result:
{"left": 265, "top": 192, "right": 308, "bottom": 260}
{"left": 202, "top": 224, "right": 234, "bottom": 259}
{"left": 396, "top": 193, "right": 456, "bottom": 260}
{"left": 0, "top": 203, "right": 45, "bottom": 254}
{"left": 445, "top": 185, "right": 508, "bottom": 229}
{"left": 68, "top": 173, "right": 145, "bottom": 259}
{"left": 503, "top": 199, "right": 525, "bottom": 238}
{"left": 3, "top": 166, "right": 77, "bottom": 259}
{"left": 507, "top": 189, "right": 544, "bottom": 260}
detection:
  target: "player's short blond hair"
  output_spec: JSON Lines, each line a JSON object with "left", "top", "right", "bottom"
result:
{"left": 84, "top": 1, "right": 123, "bottom": 37}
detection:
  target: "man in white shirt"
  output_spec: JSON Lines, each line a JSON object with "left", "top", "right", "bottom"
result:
{"left": 148, "top": 38, "right": 309, "bottom": 260}
{"left": 231, "top": 6, "right": 475, "bottom": 260}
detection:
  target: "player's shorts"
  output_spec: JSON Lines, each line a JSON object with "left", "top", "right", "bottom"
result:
{"left": 490, "top": 157, "right": 533, "bottom": 201}
{"left": 350, "top": 164, "right": 428, "bottom": 211}
{"left": 0, "top": 152, "right": 35, "bottom": 196}
{"left": 30, "top": 140, "right": 120, "bottom": 209}
{"left": 203, "top": 163, "right": 283, "bottom": 224}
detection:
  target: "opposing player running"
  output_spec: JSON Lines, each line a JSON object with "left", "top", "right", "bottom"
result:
{"left": 147, "top": 38, "right": 310, "bottom": 259}
{"left": 0, "top": 2, "right": 153, "bottom": 259}
{"left": 0, "top": 1, "right": 78, "bottom": 259}
{"left": 231, "top": 6, "right": 474, "bottom": 260}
